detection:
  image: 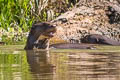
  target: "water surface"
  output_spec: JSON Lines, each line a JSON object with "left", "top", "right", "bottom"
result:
{"left": 0, "top": 45, "right": 120, "bottom": 80}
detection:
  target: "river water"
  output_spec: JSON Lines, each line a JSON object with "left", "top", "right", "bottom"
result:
{"left": 0, "top": 45, "right": 120, "bottom": 80}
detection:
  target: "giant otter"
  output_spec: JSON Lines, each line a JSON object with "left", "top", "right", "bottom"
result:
{"left": 24, "top": 22, "right": 56, "bottom": 50}
{"left": 81, "top": 34, "right": 120, "bottom": 46}
{"left": 24, "top": 22, "right": 94, "bottom": 50}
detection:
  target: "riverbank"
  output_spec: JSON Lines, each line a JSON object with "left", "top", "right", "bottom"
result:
{"left": 53, "top": 0, "right": 120, "bottom": 43}
{"left": 0, "top": 28, "right": 28, "bottom": 45}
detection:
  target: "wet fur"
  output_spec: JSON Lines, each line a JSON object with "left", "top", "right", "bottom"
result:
{"left": 81, "top": 34, "right": 120, "bottom": 46}
{"left": 24, "top": 22, "right": 56, "bottom": 50}
{"left": 50, "top": 43, "right": 95, "bottom": 49}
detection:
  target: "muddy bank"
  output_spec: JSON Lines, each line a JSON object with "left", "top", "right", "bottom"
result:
{"left": 51, "top": 0, "right": 120, "bottom": 43}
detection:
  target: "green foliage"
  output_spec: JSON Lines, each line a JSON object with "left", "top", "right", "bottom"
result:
{"left": 0, "top": 0, "right": 34, "bottom": 31}
{"left": 0, "top": 0, "right": 34, "bottom": 44}
{"left": 0, "top": 0, "right": 78, "bottom": 44}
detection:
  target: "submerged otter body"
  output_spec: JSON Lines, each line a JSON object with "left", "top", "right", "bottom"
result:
{"left": 82, "top": 34, "right": 120, "bottom": 46}
{"left": 50, "top": 43, "right": 95, "bottom": 49}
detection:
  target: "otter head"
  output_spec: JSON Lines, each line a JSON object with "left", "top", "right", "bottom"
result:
{"left": 24, "top": 22, "right": 56, "bottom": 50}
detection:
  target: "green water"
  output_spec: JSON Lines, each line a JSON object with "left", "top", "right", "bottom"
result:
{"left": 0, "top": 45, "right": 120, "bottom": 80}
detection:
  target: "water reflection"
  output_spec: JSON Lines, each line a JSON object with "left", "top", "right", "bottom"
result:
{"left": 0, "top": 51, "right": 29, "bottom": 80}
{"left": 26, "top": 50, "right": 56, "bottom": 80}
{"left": 27, "top": 51, "right": 120, "bottom": 80}
{"left": 66, "top": 52, "right": 120, "bottom": 80}
{"left": 26, "top": 50, "right": 120, "bottom": 80}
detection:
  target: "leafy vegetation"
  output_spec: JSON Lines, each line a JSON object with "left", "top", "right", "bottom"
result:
{"left": 0, "top": 0, "right": 78, "bottom": 44}
{"left": 0, "top": 0, "right": 34, "bottom": 44}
